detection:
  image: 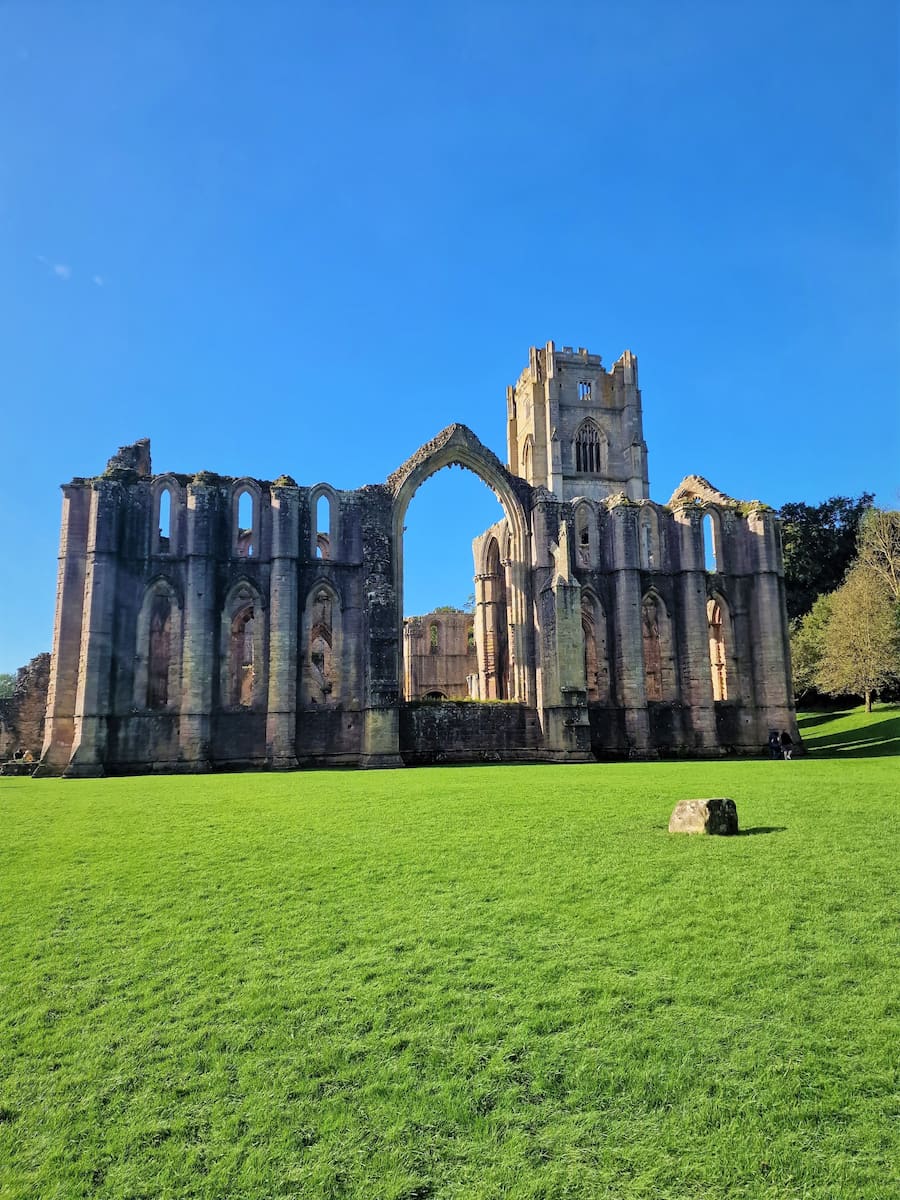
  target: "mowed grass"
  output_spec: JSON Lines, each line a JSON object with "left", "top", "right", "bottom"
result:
{"left": 1, "top": 714, "right": 897, "bottom": 1199}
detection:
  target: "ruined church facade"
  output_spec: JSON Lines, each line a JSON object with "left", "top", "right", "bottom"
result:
{"left": 37, "top": 342, "right": 798, "bottom": 777}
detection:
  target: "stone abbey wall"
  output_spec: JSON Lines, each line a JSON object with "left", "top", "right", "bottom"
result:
{"left": 35, "top": 342, "right": 799, "bottom": 776}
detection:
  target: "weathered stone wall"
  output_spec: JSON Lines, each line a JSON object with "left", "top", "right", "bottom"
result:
{"left": 399, "top": 701, "right": 541, "bottom": 765}
{"left": 403, "top": 611, "right": 476, "bottom": 699}
{"left": 0, "top": 653, "right": 50, "bottom": 760}
{"left": 35, "top": 341, "right": 799, "bottom": 776}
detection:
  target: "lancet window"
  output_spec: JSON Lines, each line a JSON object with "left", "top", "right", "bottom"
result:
{"left": 575, "top": 421, "right": 604, "bottom": 473}
{"left": 708, "top": 597, "right": 729, "bottom": 701}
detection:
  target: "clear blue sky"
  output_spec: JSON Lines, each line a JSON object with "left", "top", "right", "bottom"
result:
{"left": 1, "top": 1, "right": 898, "bottom": 672}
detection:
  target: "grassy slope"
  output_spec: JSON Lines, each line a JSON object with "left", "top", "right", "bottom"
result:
{"left": 0, "top": 709, "right": 897, "bottom": 1199}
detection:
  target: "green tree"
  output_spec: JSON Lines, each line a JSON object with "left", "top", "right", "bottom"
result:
{"left": 0, "top": 673, "right": 15, "bottom": 699}
{"left": 790, "top": 593, "right": 832, "bottom": 700}
{"left": 779, "top": 493, "right": 874, "bottom": 619}
{"left": 857, "top": 508, "right": 900, "bottom": 602}
{"left": 816, "top": 566, "right": 900, "bottom": 711}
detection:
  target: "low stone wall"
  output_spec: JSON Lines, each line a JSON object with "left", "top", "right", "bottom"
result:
{"left": 399, "top": 701, "right": 541, "bottom": 765}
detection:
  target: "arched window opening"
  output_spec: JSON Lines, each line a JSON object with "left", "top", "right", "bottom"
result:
{"left": 581, "top": 594, "right": 609, "bottom": 703}
{"left": 158, "top": 488, "right": 172, "bottom": 553}
{"left": 229, "top": 604, "right": 255, "bottom": 707}
{"left": 316, "top": 494, "right": 331, "bottom": 560}
{"left": 703, "top": 513, "right": 718, "bottom": 572}
{"left": 708, "top": 598, "right": 728, "bottom": 701}
{"left": 307, "top": 588, "right": 335, "bottom": 705}
{"left": 237, "top": 490, "right": 255, "bottom": 557}
{"left": 481, "top": 537, "right": 510, "bottom": 699}
{"left": 521, "top": 437, "right": 533, "bottom": 484}
{"left": 642, "top": 594, "right": 664, "bottom": 702}
{"left": 401, "top": 464, "right": 508, "bottom": 702}
{"left": 575, "top": 421, "right": 603, "bottom": 473}
{"left": 639, "top": 510, "right": 656, "bottom": 570}
{"left": 148, "top": 594, "right": 172, "bottom": 709}
{"left": 575, "top": 505, "right": 591, "bottom": 567}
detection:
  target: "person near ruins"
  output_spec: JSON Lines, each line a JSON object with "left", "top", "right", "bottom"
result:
{"left": 780, "top": 730, "right": 794, "bottom": 760}
{"left": 767, "top": 730, "right": 781, "bottom": 759}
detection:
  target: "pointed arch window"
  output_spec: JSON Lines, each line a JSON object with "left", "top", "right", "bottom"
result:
{"left": 236, "top": 489, "right": 255, "bottom": 558}
{"left": 582, "top": 593, "right": 609, "bottom": 703}
{"left": 642, "top": 594, "right": 664, "bottom": 701}
{"left": 148, "top": 594, "right": 172, "bottom": 709}
{"left": 708, "top": 597, "right": 729, "bottom": 701}
{"left": 639, "top": 508, "right": 658, "bottom": 570}
{"left": 229, "top": 604, "right": 256, "bottom": 707}
{"left": 575, "top": 421, "right": 604, "bottom": 473}
{"left": 521, "top": 436, "right": 534, "bottom": 484}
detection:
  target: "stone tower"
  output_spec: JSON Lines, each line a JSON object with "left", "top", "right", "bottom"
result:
{"left": 506, "top": 342, "right": 649, "bottom": 503}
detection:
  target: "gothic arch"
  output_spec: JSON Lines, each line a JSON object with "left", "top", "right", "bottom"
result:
{"left": 707, "top": 589, "right": 737, "bottom": 702}
{"left": 388, "top": 424, "right": 533, "bottom": 704}
{"left": 573, "top": 499, "right": 597, "bottom": 568}
{"left": 309, "top": 483, "right": 340, "bottom": 560}
{"left": 301, "top": 579, "right": 343, "bottom": 707}
{"left": 231, "top": 479, "right": 263, "bottom": 559}
{"left": 151, "top": 475, "right": 184, "bottom": 556}
{"left": 641, "top": 588, "right": 677, "bottom": 702}
{"left": 219, "top": 579, "right": 266, "bottom": 708}
{"left": 573, "top": 418, "right": 608, "bottom": 474}
{"left": 134, "top": 577, "right": 183, "bottom": 710}
{"left": 638, "top": 503, "right": 660, "bottom": 570}
{"left": 580, "top": 587, "right": 610, "bottom": 703}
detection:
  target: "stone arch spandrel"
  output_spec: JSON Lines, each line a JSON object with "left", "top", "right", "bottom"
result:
{"left": 388, "top": 424, "right": 535, "bottom": 705}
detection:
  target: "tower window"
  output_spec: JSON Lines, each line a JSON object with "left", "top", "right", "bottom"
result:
{"left": 575, "top": 421, "right": 603, "bottom": 473}
{"left": 578, "top": 381, "right": 592, "bottom": 401}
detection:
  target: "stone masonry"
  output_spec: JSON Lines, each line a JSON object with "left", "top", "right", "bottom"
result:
{"left": 35, "top": 341, "right": 799, "bottom": 776}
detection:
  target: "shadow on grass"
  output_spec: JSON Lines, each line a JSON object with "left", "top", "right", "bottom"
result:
{"left": 797, "top": 706, "right": 900, "bottom": 759}
{"left": 739, "top": 826, "right": 787, "bottom": 836}
{"left": 796, "top": 710, "right": 852, "bottom": 730}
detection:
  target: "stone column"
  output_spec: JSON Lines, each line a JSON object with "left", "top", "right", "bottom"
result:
{"left": 266, "top": 482, "right": 300, "bottom": 769}
{"left": 672, "top": 508, "right": 720, "bottom": 752}
{"left": 608, "top": 504, "right": 651, "bottom": 754}
{"left": 747, "top": 510, "right": 798, "bottom": 742}
{"left": 36, "top": 483, "right": 92, "bottom": 775}
{"left": 64, "top": 480, "right": 122, "bottom": 776}
{"left": 178, "top": 478, "right": 219, "bottom": 770}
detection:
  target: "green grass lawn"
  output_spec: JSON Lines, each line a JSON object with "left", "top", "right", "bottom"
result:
{"left": 1, "top": 709, "right": 897, "bottom": 1199}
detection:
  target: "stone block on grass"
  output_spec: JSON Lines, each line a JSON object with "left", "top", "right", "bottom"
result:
{"left": 668, "top": 798, "right": 738, "bottom": 836}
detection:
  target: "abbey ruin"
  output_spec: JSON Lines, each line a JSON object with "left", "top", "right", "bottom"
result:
{"left": 34, "top": 341, "right": 799, "bottom": 776}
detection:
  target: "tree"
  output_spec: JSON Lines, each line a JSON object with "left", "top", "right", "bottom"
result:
{"left": 0, "top": 673, "right": 15, "bottom": 699}
{"left": 816, "top": 566, "right": 900, "bottom": 711}
{"left": 857, "top": 508, "right": 900, "bottom": 602}
{"left": 779, "top": 493, "right": 874, "bottom": 619}
{"left": 790, "top": 593, "right": 832, "bottom": 700}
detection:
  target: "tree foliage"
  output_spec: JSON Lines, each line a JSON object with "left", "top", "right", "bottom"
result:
{"left": 779, "top": 493, "right": 874, "bottom": 619}
{"left": 815, "top": 566, "right": 900, "bottom": 711}
{"left": 790, "top": 594, "right": 832, "bottom": 700}
{"left": 0, "top": 673, "right": 16, "bottom": 699}
{"left": 856, "top": 508, "right": 900, "bottom": 602}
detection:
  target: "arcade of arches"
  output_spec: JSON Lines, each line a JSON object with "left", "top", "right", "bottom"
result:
{"left": 33, "top": 341, "right": 798, "bottom": 777}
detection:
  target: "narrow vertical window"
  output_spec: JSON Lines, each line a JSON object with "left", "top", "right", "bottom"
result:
{"left": 430, "top": 622, "right": 439, "bottom": 654}
{"left": 578, "top": 380, "right": 592, "bottom": 401}
{"left": 703, "top": 513, "right": 717, "bottom": 572}
{"left": 148, "top": 595, "right": 172, "bottom": 708}
{"left": 237, "top": 491, "right": 254, "bottom": 557}
{"left": 316, "top": 494, "right": 331, "bottom": 560}
{"left": 642, "top": 595, "right": 663, "bottom": 702}
{"left": 229, "top": 605, "right": 255, "bottom": 706}
{"left": 708, "top": 599, "right": 728, "bottom": 701}
{"left": 158, "top": 488, "right": 172, "bottom": 553}
{"left": 640, "top": 511, "right": 656, "bottom": 570}
{"left": 308, "top": 589, "right": 335, "bottom": 704}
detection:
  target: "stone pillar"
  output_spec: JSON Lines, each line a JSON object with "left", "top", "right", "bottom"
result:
{"left": 36, "top": 483, "right": 92, "bottom": 775}
{"left": 608, "top": 504, "right": 651, "bottom": 754}
{"left": 178, "top": 479, "right": 219, "bottom": 771}
{"left": 266, "top": 483, "right": 300, "bottom": 769}
{"left": 747, "top": 510, "right": 798, "bottom": 742}
{"left": 672, "top": 508, "right": 720, "bottom": 752}
{"left": 360, "top": 490, "right": 403, "bottom": 768}
{"left": 64, "top": 480, "right": 122, "bottom": 777}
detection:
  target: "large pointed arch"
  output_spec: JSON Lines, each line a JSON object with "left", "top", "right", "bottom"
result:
{"left": 134, "top": 576, "right": 183, "bottom": 710}
{"left": 219, "top": 577, "right": 266, "bottom": 709}
{"left": 388, "top": 424, "right": 534, "bottom": 704}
